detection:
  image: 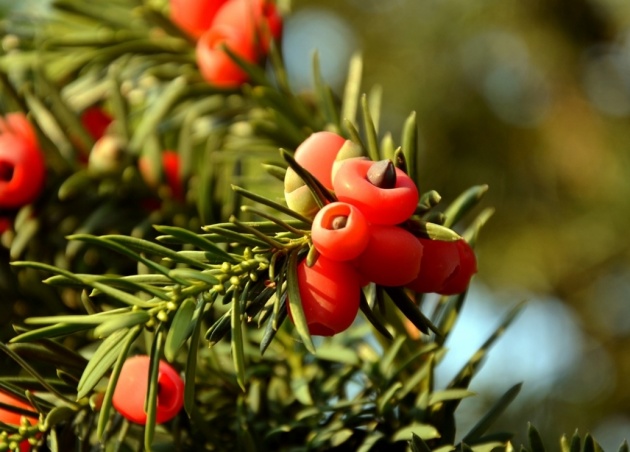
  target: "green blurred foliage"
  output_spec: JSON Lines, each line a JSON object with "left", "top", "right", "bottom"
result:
{"left": 290, "top": 0, "right": 630, "bottom": 446}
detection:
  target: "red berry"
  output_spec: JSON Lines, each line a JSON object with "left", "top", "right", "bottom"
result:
{"left": 0, "top": 390, "right": 38, "bottom": 452}
{"left": 162, "top": 150, "right": 185, "bottom": 201}
{"left": 196, "top": 24, "right": 257, "bottom": 88}
{"left": 405, "top": 238, "right": 460, "bottom": 293}
{"left": 170, "top": 0, "right": 230, "bottom": 38}
{"left": 138, "top": 150, "right": 185, "bottom": 201}
{"left": 80, "top": 107, "right": 113, "bottom": 141}
{"left": 352, "top": 225, "right": 423, "bottom": 287}
{"left": 439, "top": 239, "right": 477, "bottom": 295}
{"left": 112, "top": 355, "right": 184, "bottom": 425}
{"left": 287, "top": 257, "right": 361, "bottom": 336}
{"left": 211, "top": 0, "right": 282, "bottom": 54}
{"left": 311, "top": 202, "right": 369, "bottom": 261}
{"left": 0, "top": 113, "right": 46, "bottom": 209}
{"left": 332, "top": 158, "right": 419, "bottom": 225}
{"left": 294, "top": 131, "right": 346, "bottom": 190}
{"left": 0, "top": 216, "right": 11, "bottom": 234}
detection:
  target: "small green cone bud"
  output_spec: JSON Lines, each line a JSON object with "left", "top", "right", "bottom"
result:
{"left": 284, "top": 184, "right": 319, "bottom": 218}
{"left": 283, "top": 166, "right": 304, "bottom": 193}
{"left": 284, "top": 167, "right": 319, "bottom": 218}
{"left": 367, "top": 159, "right": 397, "bottom": 189}
{"left": 331, "top": 140, "right": 365, "bottom": 182}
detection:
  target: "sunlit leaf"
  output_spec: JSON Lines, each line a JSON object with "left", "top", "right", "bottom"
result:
{"left": 392, "top": 423, "right": 440, "bottom": 442}
{"left": 285, "top": 249, "right": 315, "bottom": 353}
{"left": 96, "top": 325, "right": 140, "bottom": 439}
{"left": 10, "top": 323, "right": 94, "bottom": 343}
{"left": 443, "top": 185, "right": 489, "bottom": 229}
{"left": 360, "top": 94, "right": 380, "bottom": 162}
{"left": 93, "top": 311, "right": 150, "bottom": 338}
{"left": 341, "top": 52, "right": 363, "bottom": 128}
{"left": 154, "top": 225, "right": 236, "bottom": 263}
{"left": 528, "top": 423, "right": 546, "bottom": 452}
{"left": 409, "top": 433, "right": 432, "bottom": 452}
{"left": 76, "top": 328, "right": 130, "bottom": 399}
{"left": 164, "top": 298, "right": 196, "bottom": 362}
{"left": 144, "top": 328, "right": 165, "bottom": 451}
{"left": 461, "top": 383, "right": 521, "bottom": 445}
{"left": 232, "top": 287, "right": 247, "bottom": 391}
{"left": 401, "top": 111, "right": 418, "bottom": 183}
{"left": 184, "top": 293, "right": 215, "bottom": 416}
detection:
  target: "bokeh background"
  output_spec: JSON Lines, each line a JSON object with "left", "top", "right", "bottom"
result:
{"left": 1, "top": 0, "right": 629, "bottom": 446}
{"left": 283, "top": 0, "right": 630, "bottom": 447}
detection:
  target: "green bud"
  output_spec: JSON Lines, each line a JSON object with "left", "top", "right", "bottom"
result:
{"left": 157, "top": 310, "right": 169, "bottom": 322}
{"left": 284, "top": 178, "right": 320, "bottom": 219}
{"left": 331, "top": 140, "right": 364, "bottom": 182}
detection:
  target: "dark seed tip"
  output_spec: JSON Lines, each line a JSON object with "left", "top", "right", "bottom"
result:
{"left": 367, "top": 159, "right": 396, "bottom": 189}
{"left": 330, "top": 215, "right": 348, "bottom": 230}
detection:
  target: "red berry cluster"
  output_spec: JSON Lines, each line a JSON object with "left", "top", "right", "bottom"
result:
{"left": 285, "top": 132, "right": 477, "bottom": 337}
{"left": 112, "top": 355, "right": 184, "bottom": 425}
{"left": 170, "top": 0, "right": 282, "bottom": 88}
{"left": 0, "top": 113, "right": 46, "bottom": 211}
{"left": 0, "top": 391, "right": 38, "bottom": 452}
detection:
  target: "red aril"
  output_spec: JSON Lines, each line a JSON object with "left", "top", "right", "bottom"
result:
{"left": 405, "top": 238, "right": 460, "bottom": 294}
{"left": 287, "top": 256, "right": 361, "bottom": 336}
{"left": 211, "top": 0, "right": 282, "bottom": 54}
{"left": 196, "top": 24, "right": 257, "bottom": 88}
{"left": 112, "top": 355, "right": 184, "bottom": 425}
{"left": 439, "top": 239, "right": 477, "bottom": 295}
{"left": 0, "top": 113, "right": 46, "bottom": 209}
{"left": 170, "top": 0, "right": 230, "bottom": 38}
{"left": 311, "top": 202, "right": 369, "bottom": 261}
{"left": 162, "top": 151, "right": 184, "bottom": 201}
{"left": 80, "top": 107, "right": 113, "bottom": 141}
{"left": 352, "top": 225, "right": 423, "bottom": 287}
{"left": 0, "top": 390, "right": 38, "bottom": 452}
{"left": 138, "top": 150, "right": 185, "bottom": 201}
{"left": 332, "top": 158, "right": 419, "bottom": 226}
{"left": 294, "top": 131, "right": 346, "bottom": 190}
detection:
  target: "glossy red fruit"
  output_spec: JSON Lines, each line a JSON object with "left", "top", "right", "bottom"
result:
{"left": 80, "top": 107, "right": 113, "bottom": 141}
{"left": 439, "top": 239, "right": 477, "bottom": 295}
{"left": 294, "top": 131, "right": 346, "bottom": 190}
{"left": 352, "top": 225, "right": 423, "bottom": 287}
{"left": 138, "top": 150, "right": 185, "bottom": 200}
{"left": 112, "top": 355, "right": 184, "bottom": 425}
{"left": 287, "top": 256, "right": 361, "bottom": 336}
{"left": 332, "top": 158, "right": 419, "bottom": 225}
{"left": 0, "top": 216, "right": 11, "bottom": 234}
{"left": 170, "top": 0, "right": 230, "bottom": 38}
{"left": 311, "top": 202, "right": 369, "bottom": 261}
{"left": 211, "top": 0, "right": 282, "bottom": 54}
{"left": 197, "top": 24, "right": 257, "bottom": 88}
{"left": 405, "top": 238, "right": 460, "bottom": 294}
{"left": 0, "top": 390, "right": 38, "bottom": 452}
{"left": 0, "top": 113, "right": 46, "bottom": 209}
{"left": 162, "top": 151, "right": 184, "bottom": 200}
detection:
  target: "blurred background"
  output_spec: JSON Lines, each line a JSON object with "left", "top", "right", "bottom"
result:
{"left": 284, "top": 0, "right": 630, "bottom": 447}
{"left": 1, "top": 0, "right": 629, "bottom": 446}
